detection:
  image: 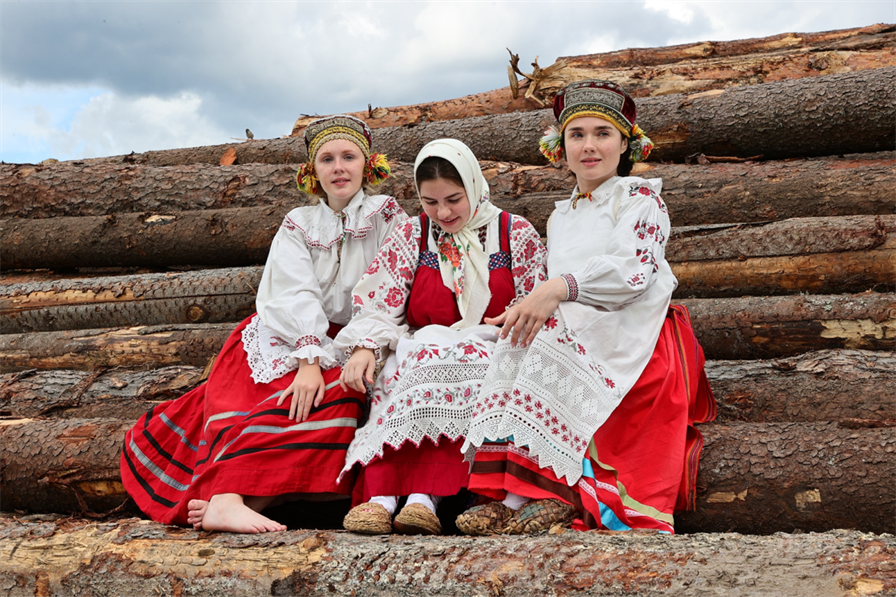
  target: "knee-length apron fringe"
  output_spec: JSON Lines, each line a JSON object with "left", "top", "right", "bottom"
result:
{"left": 121, "top": 316, "right": 366, "bottom": 525}
{"left": 351, "top": 436, "right": 469, "bottom": 505}
{"left": 467, "top": 306, "right": 716, "bottom": 533}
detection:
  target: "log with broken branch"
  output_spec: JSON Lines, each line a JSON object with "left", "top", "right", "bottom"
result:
{"left": 1, "top": 293, "right": 892, "bottom": 371}
{"left": 289, "top": 23, "right": 896, "bottom": 133}
{"left": 3, "top": 350, "right": 892, "bottom": 424}
{"left": 3, "top": 153, "right": 893, "bottom": 229}
{"left": 0, "top": 517, "right": 892, "bottom": 597}
{"left": 1, "top": 417, "right": 892, "bottom": 535}
{"left": 73, "top": 68, "right": 896, "bottom": 167}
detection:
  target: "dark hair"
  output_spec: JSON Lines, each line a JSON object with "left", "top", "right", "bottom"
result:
{"left": 560, "top": 129, "right": 633, "bottom": 177}
{"left": 415, "top": 156, "right": 464, "bottom": 188}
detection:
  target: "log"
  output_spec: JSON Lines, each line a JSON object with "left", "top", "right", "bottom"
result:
{"left": 2, "top": 293, "right": 892, "bottom": 371}
{"left": 70, "top": 69, "right": 896, "bottom": 167}
{"left": 0, "top": 520, "right": 892, "bottom": 597}
{"left": 705, "top": 349, "right": 895, "bottom": 425}
{"left": 1, "top": 208, "right": 286, "bottom": 270}
{"left": 1, "top": 418, "right": 892, "bottom": 535}
{"left": 0, "top": 267, "right": 262, "bottom": 333}
{"left": 3, "top": 350, "right": 891, "bottom": 424}
{"left": 0, "top": 323, "right": 235, "bottom": 372}
{"left": 6, "top": 154, "right": 892, "bottom": 226}
{"left": 678, "top": 423, "right": 895, "bottom": 535}
{"left": 290, "top": 25, "right": 896, "bottom": 133}
{"left": 680, "top": 292, "right": 896, "bottom": 360}
{"left": 3, "top": 217, "right": 892, "bottom": 332}
{"left": 0, "top": 366, "right": 203, "bottom": 421}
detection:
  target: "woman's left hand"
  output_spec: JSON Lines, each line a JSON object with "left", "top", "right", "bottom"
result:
{"left": 489, "top": 278, "right": 568, "bottom": 347}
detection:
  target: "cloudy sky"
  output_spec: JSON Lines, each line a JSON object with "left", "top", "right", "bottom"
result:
{"left": 1, "top": 1, "right": 892, "bottom": 164}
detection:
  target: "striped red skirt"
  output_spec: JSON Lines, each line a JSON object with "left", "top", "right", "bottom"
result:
{"left": 467, "top": 305, "right": 716, "bottom": 533}
{"left": 120, "top": 316, "right": 366, "bottom": 525}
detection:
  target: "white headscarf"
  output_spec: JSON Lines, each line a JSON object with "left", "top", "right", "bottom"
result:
{"left": 413, "top": 139, "right": 502, "bottom": 329}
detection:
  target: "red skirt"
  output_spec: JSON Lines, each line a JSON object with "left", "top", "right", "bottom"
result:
{"left": 351, "top": 436, "right": 469, "bottom": 505}
{"left": 467, "top": 305, "right": 716, "bottom": 533}
{"left": 120, "top": 316, "right": 366, "bottom": 525}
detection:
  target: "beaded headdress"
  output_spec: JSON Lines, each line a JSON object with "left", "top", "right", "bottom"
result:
{"left": 296, "top": 114, "right": 391, "bottom": 195}
{"left": 539, "top": 80, "right": 654, "bottom": 164}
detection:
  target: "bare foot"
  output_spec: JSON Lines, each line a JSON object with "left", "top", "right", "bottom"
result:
{"left": 187, "top": 499, "right": 209, "bottom": 530}
{"left": 200, "top": 493, "right": 286, "bottom": 533}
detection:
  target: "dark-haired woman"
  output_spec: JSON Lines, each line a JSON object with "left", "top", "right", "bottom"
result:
{"left": 333, "top": 138, "right": 547, "bottom": 535}
{"left": 120, "top": 115, "right": 406, "bottom": 533}
{"left": 457, "top": 80, "right": 717, "bottom": 535}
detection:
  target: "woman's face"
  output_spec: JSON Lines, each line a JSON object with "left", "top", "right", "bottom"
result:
{"left": 564, "top": 116, "right": 628, "bottom": 194}
{"left": 314, "top": 138, "right": 365, "bottom": 207}
{"left": 419, "top": 177, "right": 472, "bottom": 234}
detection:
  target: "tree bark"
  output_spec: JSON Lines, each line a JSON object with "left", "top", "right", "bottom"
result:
{"left": 70, "top": 68, "right": 896, "bottom": 167}
{"left": 0, "top": 519, "right": 892, "bottom": 597}
{"left": 0, "top": 366, "right": 203, "bottom": 421}
{"left": 1, "top": 418, "right": 892, "bottom": 535}
{"left": 0, "top": 324, "right": 234, "bottom": 372}
{"left": 706, "top": 349, "right": 895, "bottom": 425}
{"left": 1, "top": 267, "right": 262, "bottom": 333}
{"left": 680, "top": 292, "right": 896, "bottom": 360}
{"left": 290, "top": 25, "right": 896, "bottom": 134}
{"left": 3, "top": 350, "right": 891, "bottom": 424}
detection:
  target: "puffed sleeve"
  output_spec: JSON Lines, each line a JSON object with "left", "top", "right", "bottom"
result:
{"left": 559, "top": 181, "right": 672, "bottom": 310}
{"left": 332, "top": 217, "right": 420, "bottom": 362}
{"left": 256, "top": 216, "right": 336, "bottom": 368}
{"left": 508, "top": 216, "right": 548, "bottom": 300}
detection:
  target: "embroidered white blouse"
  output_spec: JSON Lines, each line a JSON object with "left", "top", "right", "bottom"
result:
{"left": 243, "top": 190, "right": 406, "bottom": 384}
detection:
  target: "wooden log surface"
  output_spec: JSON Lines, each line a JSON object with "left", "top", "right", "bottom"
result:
{"left": 1, "top": 417, "right": 892, "bottom": 535}
{"left": 682, "top": 292, "right": 896, "bottom": 360}
{"left": 2, "top": 293, "right": 892, "bottom": 371}
{"left": 7, "top": 153, "right": 893, "bottom": 226}
{"left": 0, "top": 323, "right": 233, "bottom": 372}
{"left": 0, "top": 519, "right": 892, "bottom": 597}
{"left": 0, "top": 366, "right": 204, "bottom": 421}
{"left": 3, "top": 350, "right": 892, "bottom": 425}
{"left": 0, "top": 267, "right": 261, "bottom": 333}
{"left": 69, "top": 68, "right": 896, "bottom": 167}
{"left": 291, "top": 24, "right": 896, "bottom": 133}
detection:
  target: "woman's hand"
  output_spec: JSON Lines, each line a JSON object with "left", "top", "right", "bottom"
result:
{"left": 277, "top": 359, "right": 326, "bottom": 422}
{"left": 487, "top": 277, "right": 568, "bottom": 348}
{"left": 340, "top": 347, "right": 377, "bottom": 393}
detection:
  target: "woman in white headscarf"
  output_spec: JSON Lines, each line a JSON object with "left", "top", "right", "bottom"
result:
{"left": 333, "top": 139, "right": 547, "bottom": 535}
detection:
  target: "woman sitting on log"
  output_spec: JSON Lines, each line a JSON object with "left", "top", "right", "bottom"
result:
{"left": 120, "top": 115, "right": 407, "bottom": 533}
{"left": 334, "top": 139, "right": 547, "bottom": 535}
{"left": 456, "top": 80, "right": 717, "bottom": 535}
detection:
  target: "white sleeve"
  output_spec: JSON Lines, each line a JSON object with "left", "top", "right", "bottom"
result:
{"left": 559, "top": 184, "right": 671, "bottom": 310}
{"left": 332, "top": 218, "right": 420, "bottom": 362}
{"left": 508, "top": 216, "right": 548, "bottom": 300}
{"left": 255, "top": 218, "right": 336, "bottom": 368}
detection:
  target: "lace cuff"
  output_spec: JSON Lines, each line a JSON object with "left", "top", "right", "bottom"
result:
{"left": 560, "top": 274, "right": 579, "bottom": 302}
{"left": 342, "top": 338, "right": 383, "bottom": 364}
{"left": 288, "top": 341, "right": 338, "bottom": 371}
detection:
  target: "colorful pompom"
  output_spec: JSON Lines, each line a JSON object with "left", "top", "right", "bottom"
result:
{"left": 538, "top": 126, "right": 564, "bottom": 163}
{"left": 628, "top": 124, "right": 654, "bottom": 163}
{"left": 296, "top": 162, "right": 320, "bottom": 195}
{"left": 365, "top": 152, "right": 392, "bottom": 186}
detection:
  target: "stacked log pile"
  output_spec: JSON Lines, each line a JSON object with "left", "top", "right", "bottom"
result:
{"left": 1, "top": 25, "right": 894, "bottom": 596}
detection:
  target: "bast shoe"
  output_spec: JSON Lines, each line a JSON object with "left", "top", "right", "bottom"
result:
{"left": 455, "top": 501, "right": 514, "bottom": 536}
{"left": 343, "top": 502, "right": 393, "bottom": 535}
{"left": 504, "top": 498, "right": 577, "bottom": 535}
{"left": 393, "top": 503, "right": 442, "bottom": 535}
